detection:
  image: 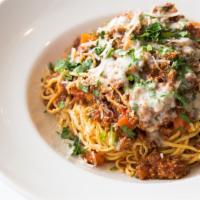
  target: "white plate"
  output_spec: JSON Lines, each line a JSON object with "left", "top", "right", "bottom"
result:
{"left": 1, "top": 0, "right": 200, "bottom": 199}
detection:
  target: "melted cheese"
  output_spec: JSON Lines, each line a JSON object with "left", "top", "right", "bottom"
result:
{"left": 88, "top": 56, "right": 132, "bottom": 85}
{"left": 129, "top": 83, "right": 176, "bottom": 132}
{"left": 98, "top": 16, "right": 130, "bottom": 32}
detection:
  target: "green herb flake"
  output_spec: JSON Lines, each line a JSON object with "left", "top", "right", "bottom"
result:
{"left": 79, "top": 84, "right": 89, "bottom": 93}
{"left": 72, "top": 137, "right": 85, "bottom": 156}
{"left": 100, "top": 131, "right": 107, "bottom": 142}
{"left": 138, "top": 22, "right": 163, "bottom": 42}
{"left": 132, "top": 103, "right": 139, "bottom": 112}
{"left": 94, "top": 46, "right": 105, "bottom": 55}
{"left": 96, "top": 80, "right": 102, "bottom": 87}
{"left": 48, "top": 62, "right": 54, "bottom": 72}
{"left": 64, "top": 74, "right": 73, "bottom": 81}
{"left": 127, "top": 74, "right": 140, "bottom": 82}
{"left": 54, "top": 59, "right": 67, "bottom": 72}
{"left": 60, "top": 127, "right": 75, "bottom": 140}
{"left": 179, "top": 113, "right": 191, "bottom": 124}
{"left": 108, "top": 127, "right": 117, "bottom": 146}
{"left": 173, "top": 91, "right": 188, "bottom": 108}
{"left": 74, "top": 59, "right": 93, "bottom": 73}
{"left": 58, "top": 101, "right": 65, "bottom": 109}
{"left": 106, "top": 48, "right": 114, "bottom": 58}
{"left": 93, "top": 89, "right": 100, "bottom": 97}
{"left": 120, "top": 125, "right": 136, "bottom": 139}
{"left": 110, "top": 166, "right": 118, "bottom": 171}
{"left": 177, "top": 31, "right": 189, "bottom": 38}
{"left": 99, "top": 31, "right": 105, "bottom": 39}
{"left": 146, "top": 44, "right": 153, "bottom": 51}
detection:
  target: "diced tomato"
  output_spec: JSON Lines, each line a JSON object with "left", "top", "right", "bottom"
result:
{"left": 80, "top": 33, "right": 96, "bottom": 43}
{"left": 117, "top": 115, "right": 131, "bottom": 127}
{"left": 173, "top": 116, "right": 190, "bottom": 130}
{"left": 85, "top": 151, "right": 105, "bottom": 166}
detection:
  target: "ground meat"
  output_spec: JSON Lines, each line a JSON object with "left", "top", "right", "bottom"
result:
{"left": 89, "top": 102, "right": 117, "bottom": 128}
{"left": 153, "top": 3, "right": 177, "bottom": 14}
{"left": 117, "top": 137, "right": 133, "bottom": 150}
{"left": 135, "top": 151, "right": 189, "bottom": 179}
{"left": 73, "top": 36, "right": 80, "bottom": 49}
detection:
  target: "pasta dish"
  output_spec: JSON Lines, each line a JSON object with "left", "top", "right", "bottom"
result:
{"left": 41, "top": 3, "right": 200, "bottom": 179}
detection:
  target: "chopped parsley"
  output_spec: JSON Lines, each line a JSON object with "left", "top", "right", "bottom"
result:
{"left": 106, "top": 48, "right": 114, "bottom": 58}
{"left": 136, "top": 22, "right": 190, "bottom": 42}
{"left": 79, "top": 84, "right": 89, "bottom": 93}
{"left": 63, "top": 73, "right": 73, "bottom": 81}
{"left": 54, "top": 57, "right": 92, "bottom": 73}
{"left": 96, "top": 80, "right": 102, "bottom": 87}
{"left": 100, "top": 131, "right": 107, "bottom": 142}
{"left": 93, "top": 89, "right": 100, "bottom": 97}
{"left": 58, "top": 101, "right": 65, "bottom": 109}
{"left": 127, "top": 49, "right": 139, "bottom": 64}
{"left": 127, "top": 74, "right": 140, "bottom": 82}
{"left": 48, "top": 62, "right": 54, "bottom": 72}
{"left": 60, "top": 127, "right": 75, "bottom": 140}
{"left": 59, "top": 128, "right": 84, "bottom": 156}
{"left": 120, "top": 125, "right": 136, "bottom": 139}
{"left": 179, "top": 112, "right": 191, "bottom": 124}
{"left": 54, "top": 59, "right": 67, "bottom": 72}
{"left": 158, "top": 46, "right": 173, "bottom": 55}
{"left": 110, "top": 166, "right": 118, "bottom": 171}
{"left": 171, "top": 57, "right": 189, "bottom": 75}
{"left": 137, "top": 22, "right": 163, "bottom": 42}
{"left": 94, "top": 46, "right": 105, "bottom": 55}
{"left": 99, "top": 31, "right": 105, "bottom": 39}
{"left": 74, "top": 59, "right": 93, "bottom": 73}
{"left": 71, "top": 137, "right": 85, "bottom": 156}
{"left": 173, "top": 91, "right": 188, "bottom": 108}
{"left": 109, "top": 127, "right": 117, "bottom": 146}
{"left": 132, "top": 103, "right": 139, "bottom": 112}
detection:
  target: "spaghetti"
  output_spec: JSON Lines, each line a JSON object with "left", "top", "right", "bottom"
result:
{"left": 41, "top": 3, "right": 200, "bottom": 179}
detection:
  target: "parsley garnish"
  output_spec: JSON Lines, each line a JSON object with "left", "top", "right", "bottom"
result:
{"left": 138, "top": 22, "right": 163, "bottom": 42}
{"left": 110, "top": 166, "right": 118, "bottom": 171}
{"left": 106, "top": 48, "right": 114, "bottom": 58}
{"left": 58, "top": 101, "right": 65, "bottom": 109}
{"left": 171, "top": 57, "right": 191, "bottom": 79}
{"left": 173, "top": 91, "right": 188, "bottom": 108}
{"left": 60, "top": 127, "right": 75, "bottom": 140}
{"left": 99, "top": 31, "right": 105, "bottom": 39}
{"left": 79, "top": 84, "right": 89, "bottom": 93}
{"left": 59, "top": 128, "right": 84, "bottom": 156}
{"left": 179, "top": 113, "right": 191, "bottom": 124}
{"left": 100, "top": 131, "right": 107, "bottom": 142}
{"left": 127, "top": 74, "right": 140, "bottom": 82}
{"left": 48, "top": 62, "right": 54, "bottom": 72}
{"left": 71, "top": 137, "right": 84, "bottom": 156}
{"left": 96, "top": 80, "right": 101, "bottom": 87}
{"left": 74, "top": 59, "right": 93, "bottom": 73}
{"left": 136, "top": 22, "right": 190, "bottom": 42}
{"left": 132, "top": 103, "right": 139, "bottom": 112}
{"left": 94, "top": 46, "right": 105, "bottom": 55}
{"left": 54, "top": 59, "right": 67, "bottom": 72}
{"left": 108, "top": 127, "right": 117, "bottom": 146}
{"left": 120, "top": 125, "right": 136, "bottom": 139}
{"left": 54, "top": 57, "right": 79, "bottom": 72}
{"left": 93, "top": 89, "right": 100, "bottom": 97}
{"left": 127, "top": 49, "right": 139, "bottom": 64}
